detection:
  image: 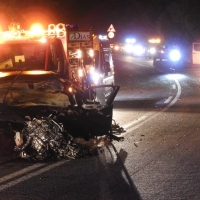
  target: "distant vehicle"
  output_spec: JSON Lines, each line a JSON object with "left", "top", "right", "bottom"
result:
{"left": 112, "top": 43, "right": 124, "bottom": 52}
{"left": 131, "top": 43, "right": 146, "bottom": 57}
{"left": 145, "top": 38, "right": 161, "bottom": 59}
{"left": 153, "top": 44, "right": 168, "bottom": 60}
{"left": 145, "top": 46, "right": 156, "bottom": 59}
{"left": 123, "top": 43, "right": 134, "bottom": 54}
{"left": 153, "top": 44, "right": 186, "bottom": 72}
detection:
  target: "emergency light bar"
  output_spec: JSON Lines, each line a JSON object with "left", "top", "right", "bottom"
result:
{"left": 48, "top": 23, "right": 66, "bottom": 38}
{"left": 0, "top": 22, "right": 66, "bottom": 41}
{"left": 48, "top": 24, "right": 56, "bottom": 35}
{"left": 148, "top": 38, "right": 161, "bottom": 44}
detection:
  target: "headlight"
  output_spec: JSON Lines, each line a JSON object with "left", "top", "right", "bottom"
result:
{"left": 124, "top": 44, "right": 133, "bottom": 53}
{"left": 149, "top": 47, "right": 156, "bottom": 54}
{"left": 169, "top": 49, "right": 181, "bottom": 62}
{"left": 114, "top": 45, "right": 119, "bottom": 50}
{"left": 132, "top": 45, "right": 145, "bottom": 55}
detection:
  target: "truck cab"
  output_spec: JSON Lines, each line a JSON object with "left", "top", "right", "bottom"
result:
{"left": 0, "top": 22, "right": 116, "bottom": 105}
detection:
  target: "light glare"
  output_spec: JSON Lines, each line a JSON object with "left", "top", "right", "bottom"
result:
{"left": 30, "top": 23, "right": 43, "bottom": 35}
{"left": 169, "top": 49, "right": 181, "bottom": 62}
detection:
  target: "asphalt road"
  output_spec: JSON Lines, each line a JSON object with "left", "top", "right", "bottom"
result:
{"left": 1, "top": 52, "right": 200, "bottom": 199}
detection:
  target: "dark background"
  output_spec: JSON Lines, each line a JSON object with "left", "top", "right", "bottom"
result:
{"left": 1, "top": 0, "right": 200, "bottom": 44}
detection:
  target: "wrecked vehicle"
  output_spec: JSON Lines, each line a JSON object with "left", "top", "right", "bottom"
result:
{"left": 0, "top": 22, "right": 124, "bottom": 161}
{"left": 0, "top": 72, "right": 123, "bottom": 160}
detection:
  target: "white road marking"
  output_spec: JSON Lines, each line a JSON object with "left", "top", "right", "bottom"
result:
{"left": 0, "top": 163, "right": 45, "bottom": 184}
{"left": 0, "top": 160, "right": 67, "bottom": 192}
{"left": 123, "top": 116, "right": 147, "bottom": 129}
{"left": 164, "top": 96, "right": 173, "bottom": 104}
{"left": 162, "top": 78, "right": 181, "bottom": 112}
{"left": 119, "top": 78, "right": 181, "bottom": 135}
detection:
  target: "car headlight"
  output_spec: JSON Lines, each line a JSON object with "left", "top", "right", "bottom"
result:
{"left": 124, "top": 44, "right": 133, "bottom": 53}
{"left": 149, "top": 47, "right": 156, "bottom": 54}
{"left": 132, "top": 45, "right": 145, "bottom": 55}
{"left": 169, "top": 49, "right": 181, "bottom": 62}
{"left": 114, "top": 45, "right": 119, "bottom": 50}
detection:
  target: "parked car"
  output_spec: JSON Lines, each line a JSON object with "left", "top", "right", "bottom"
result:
{"left": 153, "top": 44, "right": 186, "bottom": 72}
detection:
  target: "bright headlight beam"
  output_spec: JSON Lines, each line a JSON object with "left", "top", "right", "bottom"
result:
{"left": 169, "top": 49, "right": 181, "bottom": 62}
{"left": 149, "top": 47, "right": 156, "bottom": 54}
{"left": 124, "top": 44, "right": 133, "bottom": 53}
{"left": 132, "top": 44, "right": 145, "bottom": 55}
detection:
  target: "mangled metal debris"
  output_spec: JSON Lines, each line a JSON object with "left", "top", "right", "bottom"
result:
{"left": 13, "top": 112, "right": 124, "bottom": 161}
{"left": 111, "top": 119, "right": 126, "bottom": 135}
{"left": 0, "top": 76, "right": 124, "bottom": 161}
{"left": 14, "top": 114, "right": 81, "bottom": 160}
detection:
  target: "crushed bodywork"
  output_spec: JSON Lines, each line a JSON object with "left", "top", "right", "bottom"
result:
{"left": 0, "top": 74, "right": 124, "bottom": 161}
{"left": 14, "top": 114, "right": 82, "bottom": 160}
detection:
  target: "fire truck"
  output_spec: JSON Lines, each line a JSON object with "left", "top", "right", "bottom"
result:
{"left": 0, "top": 22, "right": 121, "bottom": 152}
{"left": 0, "top": 22, "right": 115, "bottom": 105}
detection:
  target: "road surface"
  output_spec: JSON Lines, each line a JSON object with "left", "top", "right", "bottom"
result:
{"left": 0, "top": 52, "right": 200, "bottom": 200}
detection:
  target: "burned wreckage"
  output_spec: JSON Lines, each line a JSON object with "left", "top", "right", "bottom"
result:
{"left": 0, "top": 73, "right": 124, "bottom": 161}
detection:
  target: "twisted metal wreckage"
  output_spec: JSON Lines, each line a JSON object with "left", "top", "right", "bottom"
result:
{"left": 0, "top": 77, "right": 125, "bottom": 161}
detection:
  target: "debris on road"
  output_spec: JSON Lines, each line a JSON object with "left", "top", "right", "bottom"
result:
{"left": 0, "top": 106, "right": 124, "bottom": 161}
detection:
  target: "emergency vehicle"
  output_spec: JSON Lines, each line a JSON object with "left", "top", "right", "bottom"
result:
{"left": 153, "top": 44, "right": 184, "bottom": 73}
{"left": 145, "top": 38, "right": 161, "bottom": 59}
{"left": 0, "top": 21, "right": 125, "bottom": 159}
{"left": 66, "top": 26, "right": 115, "bottom": 104}
{"left": 0, "top": 22, "right": 115, "bottom": 105}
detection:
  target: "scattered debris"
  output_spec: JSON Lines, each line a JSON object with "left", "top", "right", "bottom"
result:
{"left": 0, "top": 77, "right": 124, "bottom": 161}
{"left": 14, "top": 114, "right": 82, "bottom": 160}
{"left": 0, "top": 107, "right": 124, "bottom": 161}
{"left": 111, "top": 119, "right": 126, "bottom": 135}
{"left": 134, "top": 142, "right": 138, "bottom": 147}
